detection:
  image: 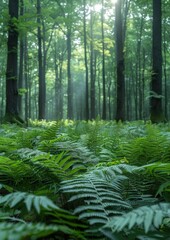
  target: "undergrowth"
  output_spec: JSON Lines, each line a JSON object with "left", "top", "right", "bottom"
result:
{"left": 0, "top": 120, "right": 170, "bottom": 239}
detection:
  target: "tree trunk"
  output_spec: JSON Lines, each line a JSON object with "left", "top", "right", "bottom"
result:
{"left": 150, "top": 0, "right": 164, "bottom": 123}
{"left": 67, "top": 26, "right": 73, "bottom": 119}
{"left": 4, "top": 0, "right": 24, "bottom": 125}
{"left": 18, "top": 0, "right": 24, "bottom": 117}
{"left": 101, "top": 0, "right": 106, "bottom": 120}
{"left": 54, "top": 39, "right": 64, "bottom": 120}
{"left": 115, "top": 0, "right": 125, "bottom": 121}
{"left": 24, "top": 36, "right": 29, "bottom": 122}
{"left": 83, "top": 0, "right": 89, "bottom": 120}
{"left": 90, "top": 4, "right": 96, "bottom": 120}
{"left": 37, "top": 0, "right": 46, "bottom": 120}
{"left": 163, "top": 1, "right": 168, "bottom": 120}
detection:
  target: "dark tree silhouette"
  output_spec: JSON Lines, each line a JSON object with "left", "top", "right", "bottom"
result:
{"left": 150, "top": 0, "right": 164, "bottom": 123}
{"left": 115, "top": 0, "right": 125, "bottom": 121}
{"left": 5, "top": 0, "right": 24, "bottom": 124}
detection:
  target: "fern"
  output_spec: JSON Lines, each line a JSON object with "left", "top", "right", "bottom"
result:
{"left": 61, "top": 172, "right": 131, "bottom": 226}
{"left": 40, "top": 121, "right": 65, "bottom": 140}
{"left": 52, "top": 141, "right": 99, "bottom": 164}
{"left": 30, "top": 151, "right": 87, "bottom": 180}
{"left": 15, "top": 128, "right": 43, "bottom": 149}
{"left": 0, "top": 137, "right": 18, "bottom": 154}
{"left": 104, "top": 203, "right": 170, "bottom": 234}
{"left": 142, "top": 162, "right": 170, "bottom": 201}
{"left": 0, "top": 149, "right": 85, "bottom": 193}
{"left": 119, "top": 127, "right": 168, "bottom": 165}
{"left": 10, "top": 147, "right": 46, "bottom": 160}
{"left": 93, "top": 164, "right": 139, "bottom": 178}
{"left": 0, "top": 191, "right": 58, "bottom": 214}
{"left": 0, "top": 222, "right": 85, "bottom": 240}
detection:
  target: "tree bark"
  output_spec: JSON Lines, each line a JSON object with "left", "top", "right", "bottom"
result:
{"left": 115, "top": 0, "right": 125, "bottom": 121}
{"left": 101, "top": 0, "right": 106, "bottom": 120}
{"left": 5, "top": 0, "right": 24, "bottom": 125}
{"left": 67, "top": 26, "right": 73, "bottom": 119}
{"left": 37, "top": 0, "right": 46, "bottom": 120}
{"left": 18, "top": 0, "right": 24, "bottom": 116}
{"left": 90, "top": 3, "right": 96, "bottom": 120}
{"left": 150, "top": 0, "right": 164, "bottom": 123}
{"left": 83, "top": 0, "right": 89, "bottom": 120}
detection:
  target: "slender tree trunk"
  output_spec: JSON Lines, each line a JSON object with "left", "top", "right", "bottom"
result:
{"left": 115, "top": 0, "right": 125, "bottom": 121}
{"left": 18, "top": 0, "right": 24, "bottom": 116}
{"left": 136, "top": 16, "right": 144, "bottom": 119}
{"left": 142, "top": 48, "right": 146, "bottom": 120}
{"left": 37, "top": 0, "right": 46, "bottom": 120}
{"left": 54, "top": 43, "right": 59, "bottom": 119}
{"left": 59, "top": 64, "right": 63, "bottom": 119}
{"left": 54, "top": 39, "right": 64, "bottom": 120}
{"left": 83, "top": 0, "right": 89, "bottom": 120}
{"left": 0, "top": 77, "right": 5, "bottom": 119}
{"left": 101, "top": 0, "right": 106, "bottom": 119}
{"left": 163, "top": 2, "right": 168, "bottom": 120}
{"left": 67, "top": 26, "right": 73, "bottom": 119}
{"left": 107, "top": 76, "right": 112, "bottom": 120}
{"left": 150, "top": 0, "right": 163, "bottom": 123}
{"left": 90, "top": 4, "right": 96, "bottom": 119}
{"left": 24, "top": 36, "right": 28, "bottom": 122}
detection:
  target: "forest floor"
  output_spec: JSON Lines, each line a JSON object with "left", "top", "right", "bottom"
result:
{"left": 0, "top": 120, "right": 170, "bottom": 240}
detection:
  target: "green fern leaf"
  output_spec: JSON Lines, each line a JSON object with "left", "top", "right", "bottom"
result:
{"left": 61, "top": 173, "right": 131, "bottom": 225}
{"left": 153, "top": 209, "right": 164, "bottom": 228}
{"left": 24, "top": 194, "right": 33, "bottom": 212}
{"left": 104, "top": 203, "right": 170, "bottom": 233}
{"left": 156, "top": 181, "right": 170, "bottom": 196}
{"left": 144, "top": 208, "right": 154, "bottom": 233}
{"left": 0, "top": 222, "right": 83, "bottom": 240}
{"left": 10, "top": 192, "right": 27, "bottom": 208}
{"left": 0, "top": 192, "right": 58, "bottom": 214}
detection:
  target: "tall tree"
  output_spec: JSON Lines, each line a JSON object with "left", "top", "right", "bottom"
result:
{"left": 90, "top": 1, "right": 96, "bottom": 119}
{"left": 150, "top": 0, "right": 163, "bottom": 123}
{"left": 4, "top": 0, "right": 24, "bottom": 124}
{"left": 115, "top": 0, "right": 125, "bottom": 121}
{"left": 18, "top": 0, "right": 24, "bottom": 117}
{"left": 37, "top": 0, "right": 46, "bottom": 119}
{"left": 83, "top": 0, "right": 89, "bottom": 120}
{"left": 66, "top": 0, "right": 73, "bottom": 119}
{"left": 101, "top": 0, "right": 106, "bottom": 120}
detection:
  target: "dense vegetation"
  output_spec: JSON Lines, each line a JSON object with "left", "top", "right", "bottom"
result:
{"left": 0, "top": 120, "right": 170, "bottom": 239}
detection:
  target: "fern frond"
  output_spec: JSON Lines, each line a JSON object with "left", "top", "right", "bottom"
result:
{"left": 15, "top": 128, "right": 43, "bottom": 149}
{"left": 32, "top": 151, "right": 86, "bottom": 180}
{"left": 144, "top": 162, "right": 170, "bottom": 177}
{"left": 61, "top": 173, "right": 131, "bottom": 225}
{"left": 93, "top": 164, "right": 139, "bottom": 181}
{"left": 11, "top": 147, "right": 46, "bottom": 160}
{"left": 0, "top": 155, "right": 59, "bottom": 191}
{"left": 0, "top": 191, "right": 58, "bottom": 213}
{"left": 51, "top": 140, "right": 99, "bottom": 164}
{"left": 40, "top": 121, "right": 64, "bottom": 140}
{"left": 104, "top": 203, "right": 170, "bottom": 234}
{"left": 156, "top": 181, "right": 170, "bottom": 196}
{"left": 0, "top": 222, "right": 84, "bottom": 240}
{"left": 0, "top": 137, "right": 17, "bottom": 154}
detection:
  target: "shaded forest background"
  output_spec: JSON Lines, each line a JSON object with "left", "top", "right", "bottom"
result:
{"left": 0, "top": 0, "right": 170, "bottom": 122}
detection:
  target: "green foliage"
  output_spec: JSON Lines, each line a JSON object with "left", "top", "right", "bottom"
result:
{"left": 104, "top": 203, "right": 170, "bottom": 237}
{"left": 0, "top": 222, "right": 80, "bottom": 240}
{"left": 0, "top": 121, "right": 170, "bottom": 239}
{"left": 61, "top": 167, "right": 132, "bottom": 219}
{"left": 0, "top": 191, "right": 58, "bottom": 213}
